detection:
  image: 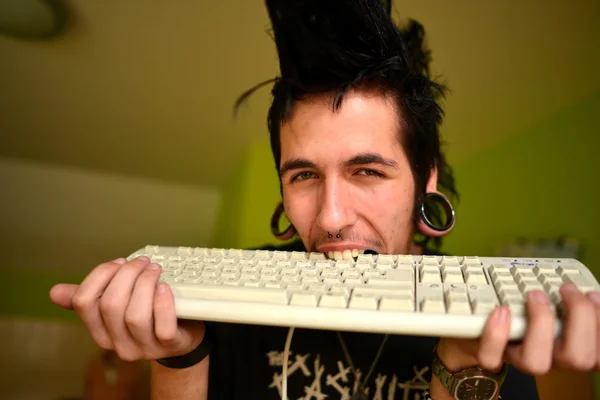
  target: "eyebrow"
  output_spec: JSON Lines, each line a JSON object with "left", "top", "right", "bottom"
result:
{"left": 280, "top": 152, "right": 399, "bottom": 176}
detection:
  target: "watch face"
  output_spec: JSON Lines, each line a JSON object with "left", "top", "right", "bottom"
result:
{"left": 455, "top": 377, "right": 497, "bottom": 400}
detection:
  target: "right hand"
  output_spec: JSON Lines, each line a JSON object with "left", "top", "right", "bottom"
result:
{"left": 50, "top": 256, "right": 205, "bottom": 362}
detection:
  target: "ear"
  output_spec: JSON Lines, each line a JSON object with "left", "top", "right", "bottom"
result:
{"left": 416, "top": 165, "right": 455, "bottom": 238}
{"left": 426, "top": 165, "right": 439, "bottom": 194}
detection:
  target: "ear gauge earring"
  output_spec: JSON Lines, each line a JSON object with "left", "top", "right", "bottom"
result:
{"left": 270, "top": 202, "right": 297, "bottom": 241}
{"left": 417, "top": 192, "right": 456, "bottom": 237}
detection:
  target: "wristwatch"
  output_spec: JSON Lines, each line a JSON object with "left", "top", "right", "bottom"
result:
{"left": 431, "top": 345, "right": 508, "bottom": 400}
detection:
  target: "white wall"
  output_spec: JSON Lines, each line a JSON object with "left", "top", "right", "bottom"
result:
{"left": 0, "top": 317, "right": 105, "bottom": 400}
{"left": 0, "top": 157, "right": 222, "bottom": 273}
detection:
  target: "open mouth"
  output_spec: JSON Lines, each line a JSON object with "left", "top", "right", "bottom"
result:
{"left": 325, "top": 248, "right": 378, "bottom": 261}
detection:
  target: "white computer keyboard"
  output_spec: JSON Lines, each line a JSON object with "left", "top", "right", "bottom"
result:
{"left": 127, "top": 245, "right": 600, "bottom": 339}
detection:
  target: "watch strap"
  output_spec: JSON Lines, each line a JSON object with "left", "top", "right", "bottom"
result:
{"left": 423, "top": 389, "right": 503, "bottom": 400}
{"left": 431, "top": 344, "right": 509, "bottom": 399}
{"left": 155, "top": 322, "right": 213, "bottom": 369}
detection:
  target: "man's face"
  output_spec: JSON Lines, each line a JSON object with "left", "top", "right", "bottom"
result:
{"left": 279, "top": 90, "right": 422, "bottom": 260}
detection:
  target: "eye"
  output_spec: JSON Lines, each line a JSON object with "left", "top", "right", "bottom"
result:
{"left": 356, "top": 169, "right": 384, "bottom": 177}
{"left": 290, "top": 171, "right": 317, "bottom": 182}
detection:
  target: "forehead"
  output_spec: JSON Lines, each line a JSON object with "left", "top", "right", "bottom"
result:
{"left": 279, "top": 90, "right": 405, "bottom": 162}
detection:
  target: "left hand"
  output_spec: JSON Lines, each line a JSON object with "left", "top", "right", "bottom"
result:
{"left": 438, "top": 284, "right": 600, "bottom": 375}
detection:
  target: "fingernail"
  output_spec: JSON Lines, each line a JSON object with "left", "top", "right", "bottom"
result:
{"left": 530, "top": 291, "right": 548, "bottom": 304}
{"left": 589, "top": 292, "right": 600, "bottom": 306}
{"left": 113, "top": 258, "right": 126, "bottom": 265}
{"left": 156, "top": 283, "right": 167, "bottom": 295}
{"left": 147, "top": 263, "right": 160, "bottom": 270}
{"left": 137, "top": 256, "right": 150, "bottom": 263}
{"left": 498, "top": 306, "right": 508, "bottom": 322}
{"left": 561, "top": 283, "right": 578, "bottom": 293}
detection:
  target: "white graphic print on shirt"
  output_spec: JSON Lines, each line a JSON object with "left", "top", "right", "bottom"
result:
{"left": 266, "top": 350, "right": 430, "bottom": 400}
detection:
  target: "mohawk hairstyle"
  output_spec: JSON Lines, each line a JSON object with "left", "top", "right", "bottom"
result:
{"left": 235, "top": 0, "right": 458, "bottom": 251}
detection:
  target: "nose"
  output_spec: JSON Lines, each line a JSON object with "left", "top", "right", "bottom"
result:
{"left": 314, "top": 177, "right": 357, "bottom": 233}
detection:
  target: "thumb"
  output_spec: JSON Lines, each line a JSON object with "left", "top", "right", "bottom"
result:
{"left": 49, "top": 283, "right": 79, "bottom": 310}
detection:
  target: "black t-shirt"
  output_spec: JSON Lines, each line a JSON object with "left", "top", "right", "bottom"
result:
{"left": 207, "top": 240, "right": 539, "bottom": 399}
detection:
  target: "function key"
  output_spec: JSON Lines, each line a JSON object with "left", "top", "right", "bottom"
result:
{"left": 145, "top": 245, "right": 160, "bottom": 254}
{"left": 254, "top": 250, "right": 271, "bottom": 259}
{"left": 177, "top": 246, "right": 193, "bottom": 256}
{"left": 309, "top": 252, "right": 326, "bottom": 261}
{"left": 227, "top": 249, "right": 243, "bottom": 257}
{"left": 422, "top": 255, "right": 439, "bottom": 266}
{"left": 193, "top": 247, "right": 209, "bottom": 256}
{"left": 462, "top": 256, "right": 481, "bottom": 266}
{"left": 273, "top": 251, "right": 289, "bottom": 260}
{"left": 377, "top": 254, "right": 394, "bottom": 264}
{"left": 291, "top": 252, "right": 308, "bottom": 260}
{"left": 211, "top": 248, "right": 226, "bottom": 257}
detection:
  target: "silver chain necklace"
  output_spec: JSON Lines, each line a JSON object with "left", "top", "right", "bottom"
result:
{"left": 336, "top": 332, "right": 390, "bottom": 400}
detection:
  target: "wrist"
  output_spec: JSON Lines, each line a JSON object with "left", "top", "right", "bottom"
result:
{"left": 156, "top": 322, "right": 212, "bottom": 369}
{"left": 436, "top": 339, "right": 480, "bottom": 373}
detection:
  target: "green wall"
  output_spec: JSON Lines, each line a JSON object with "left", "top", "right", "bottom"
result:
{"left": 443, "top": 90, "right": 599, "bottom": 275}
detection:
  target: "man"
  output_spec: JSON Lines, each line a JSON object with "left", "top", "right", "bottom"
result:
{"left": 50, "top": 0, "right": 600, "bottom": 399}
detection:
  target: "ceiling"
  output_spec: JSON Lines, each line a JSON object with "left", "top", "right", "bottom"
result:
{"left": 0, "top": 0, "right": 599, "bottom": 189}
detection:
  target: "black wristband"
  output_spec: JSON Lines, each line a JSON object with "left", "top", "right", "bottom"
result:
{"left": 155, "top": 323, "right": 213, "bottom": 369}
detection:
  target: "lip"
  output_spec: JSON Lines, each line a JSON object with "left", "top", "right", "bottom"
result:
{"left": 316, "top": 243, "right": 371, "bottom": 253}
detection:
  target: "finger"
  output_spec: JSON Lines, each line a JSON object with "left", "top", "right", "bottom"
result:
{"left": 505, "top": 290, "right": 555, "bottom": 375}
{"left": 477, "top": 306, "right": 511, "bottom": 371}
{"left": 153, "top": 283, "right": 180, "bottom": 347}
{"left": 153, "top": 283, "right": 206, "bottom": 358}
{"left": 125, "top": 263, "right": 163, "bottom": 354}
{"left": 100, "top": 256, "right": 151, "bottom": 360}
{"left": 553, "top": 284, "right": 596, "bottom": 370}
{"left": 587, "top": 291, "right": 600, "bottom": 370}
{"left": 49, "top": 283, "right": 79, "bottom": 310}
{"left": 71, "top": 258, "right": 128, "bottom": 349}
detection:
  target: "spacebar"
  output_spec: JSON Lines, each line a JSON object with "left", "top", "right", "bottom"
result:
{"left": 169, "top": 283, "right": 289, "bottom": 305}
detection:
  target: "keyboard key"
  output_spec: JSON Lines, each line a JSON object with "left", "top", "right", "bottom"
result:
{"left": 366, "top": 277, "right": 413, "bottom": 288}
{"left": 349, "top": 293, "right": 378, "bottom": 310}
{"left": 503, "top": 299, "right": 526, "bottom": 316}
{"left": 472, "top": 298, "right": 498, "bottom": 315}
{"left": 290, "top": 291, "right": 320, "bottom": 306}
{"left": 169, "top": 283, "right": 289, "bottom": 304}
{"left": 421, "top": 267, "right": 441, "bottom": 283}
{"left": 379, "top": 295, "right": 414, "bottom": 312}
{"left": 557, "top": 265, "right": 580, "bottom": 276}
{"left": 447, "top": 296, "right": 471, "bottom": 314}
{"left": 443, "top": 270, "right": 464, "bottom": 283}
{"left": 422, "top": 255, "right": 439, "bottom": 265}
{"left": 563, "top": 274, "right": 594, "bottom": 292}
{"left": 464, "top": 269, "right": 488, "bottom": 284}
{"left": 319, "top": 292, "right": 348, "bottom": 308}
{"left": 421, "top": 295, "right": 445, "bottom": 313}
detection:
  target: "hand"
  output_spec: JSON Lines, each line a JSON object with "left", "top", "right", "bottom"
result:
{"left": 50, "top": 256, "right": 205, "bottom": 361}
{"left": 438, "top": 284, "right": 600, "bottom": 375}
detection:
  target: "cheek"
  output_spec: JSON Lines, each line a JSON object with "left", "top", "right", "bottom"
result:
{"left": 283, "top": 190, "right": 314, "bottom": 235}
{"left": 368, "top": 185, "right": 415, "bottom": 237}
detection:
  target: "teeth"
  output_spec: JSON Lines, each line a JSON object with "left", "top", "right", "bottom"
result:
{"left": 325, "top": 249, "right": 365, "bottom": 261}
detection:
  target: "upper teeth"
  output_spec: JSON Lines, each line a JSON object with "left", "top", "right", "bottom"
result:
{"left": 326, "top": 249, "right": 365, "bottom": 261}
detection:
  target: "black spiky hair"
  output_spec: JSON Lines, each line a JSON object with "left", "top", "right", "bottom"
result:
{"left": 235, "top": 0, "right": 458, "bottom": 251}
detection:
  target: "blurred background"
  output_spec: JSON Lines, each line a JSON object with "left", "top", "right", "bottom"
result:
{"left": 0, "top": 0, "right": 599, "bottom": 399}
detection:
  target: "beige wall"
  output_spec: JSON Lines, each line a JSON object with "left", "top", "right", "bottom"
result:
{"left": 0, "top": 156, "right": 222, "bottom": 274}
